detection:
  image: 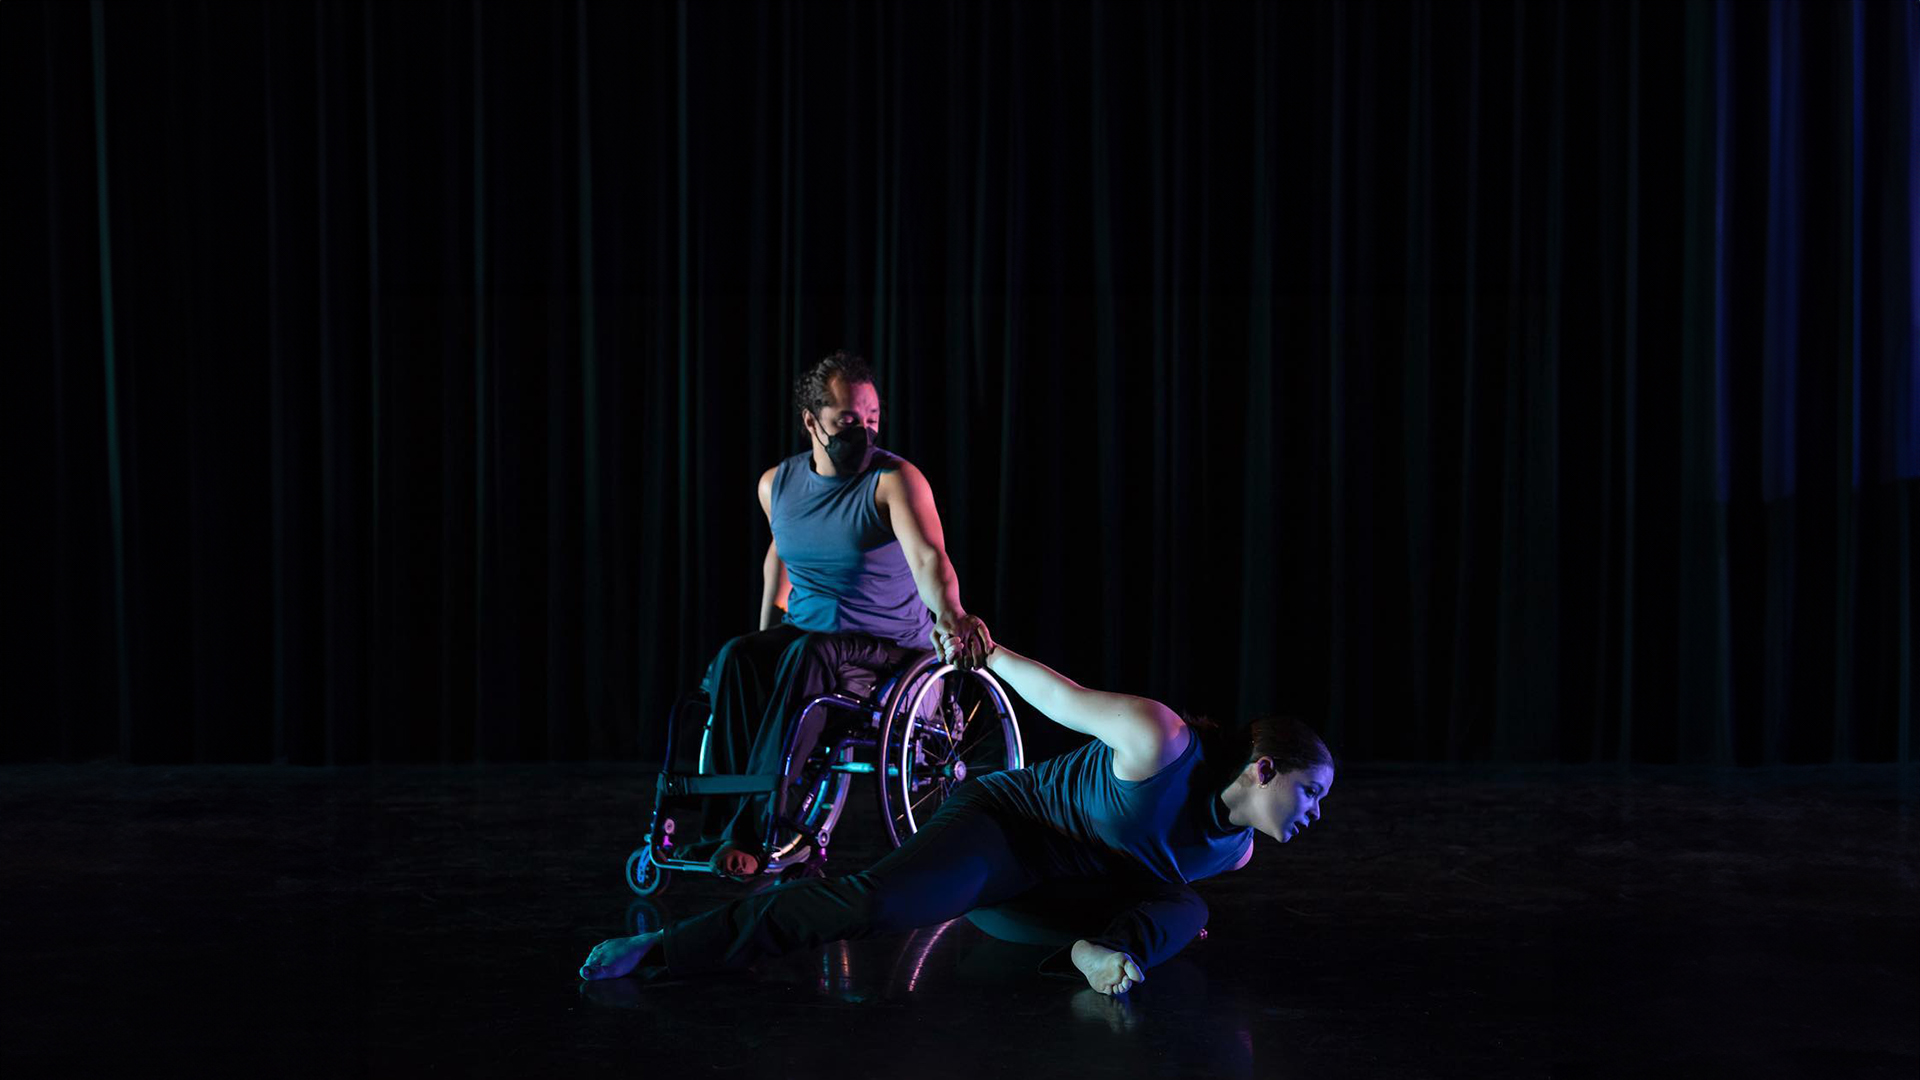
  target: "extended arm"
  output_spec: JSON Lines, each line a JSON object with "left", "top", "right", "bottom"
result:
{"left": 876, "top": 463, "right": 989, "bottom": 661}
{"left": 982, "top": 645, "right": 1188, "bottom": 781}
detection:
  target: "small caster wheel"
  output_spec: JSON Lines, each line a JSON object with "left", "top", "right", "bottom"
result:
{"left": 626, "top": 846, "right": 671, "bottom": 897}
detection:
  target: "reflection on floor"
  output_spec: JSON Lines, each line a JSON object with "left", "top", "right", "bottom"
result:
{"left": 2, "top": 762, "right": 1915, "bottom": 1078}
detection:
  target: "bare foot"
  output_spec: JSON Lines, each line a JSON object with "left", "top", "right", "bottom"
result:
{"left": 1070, "top": 939, "right": 1145, "bottom": 996}
{"left": 578, "top": 931, "right": 661, "bottom": 981}
{"left": 711, "top": 842, "right": 761, "bottom": 880}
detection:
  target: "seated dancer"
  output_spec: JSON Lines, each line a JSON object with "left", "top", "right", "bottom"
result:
{"left": 581, "top": 641, "right": 1335, "bottom": 995}
{"left": 690, "top": 350, "right": 990, "bottom": 879}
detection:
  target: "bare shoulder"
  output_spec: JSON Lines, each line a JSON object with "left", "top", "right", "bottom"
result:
{"left": 1150, "top": 704, "right": 1194, "bottom": 764}
{"left": 872, "top": 455, "right": 928, "bottom": 507}
{"left": 1111, "top": 699, "right": 1194, "bottom": 781}
{"left": 876, "top": 453, "right": 923, "bottom": 482}
{"left": 757, "top": 465, "right": 779, "bottom": 515}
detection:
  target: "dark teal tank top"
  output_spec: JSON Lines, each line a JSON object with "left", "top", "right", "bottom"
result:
{"left": 770, "top": 449, "right": 934, "bottom": 649}
{"left": 976, "top": 729, "right": 1254, "bottom": 885}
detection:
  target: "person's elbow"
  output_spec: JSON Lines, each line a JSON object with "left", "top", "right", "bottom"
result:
{"left": 905, "top": 543, "right": 948, "bottom": 581}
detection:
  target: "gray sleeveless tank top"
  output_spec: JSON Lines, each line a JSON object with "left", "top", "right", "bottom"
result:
{"left": 770, "top": 449, "right": 934, "bottom": 648}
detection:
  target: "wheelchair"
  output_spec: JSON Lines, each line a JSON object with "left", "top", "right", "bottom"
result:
{"left": 625, "top": 649, "right": 1025, "bottom": 896}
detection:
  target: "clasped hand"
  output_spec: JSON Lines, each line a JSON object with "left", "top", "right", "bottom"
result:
{"left": 932, "top": 612, "right": 993, "bottom": 669}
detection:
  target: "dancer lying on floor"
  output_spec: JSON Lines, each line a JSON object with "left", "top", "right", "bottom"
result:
{"left": 579, "top": 639, "right": 1335, "bottom": 996}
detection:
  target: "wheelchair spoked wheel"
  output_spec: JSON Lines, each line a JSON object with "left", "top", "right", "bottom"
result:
{"left": 875, "top": 659, "right": 1023, "bottom": 848}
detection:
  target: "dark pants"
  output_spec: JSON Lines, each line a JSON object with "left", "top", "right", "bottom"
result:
{"left": 695, "top": 625, "right": 916, "bottom": 855}
{"left": 659, "top": 782, "right": 1210, "bottom": 975}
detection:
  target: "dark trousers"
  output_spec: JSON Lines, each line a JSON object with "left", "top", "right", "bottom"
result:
{"left": 660, "top": 782, "right": 1210, "bottom": 975}
{"left": 695, "top": 625, "right": 916, "bottom": 854}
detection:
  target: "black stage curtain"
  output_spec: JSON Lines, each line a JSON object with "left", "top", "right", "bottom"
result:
{"left": 6, "top": 0, "right": 1917, "bottom": 765}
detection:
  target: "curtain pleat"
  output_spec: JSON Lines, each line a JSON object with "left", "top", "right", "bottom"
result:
{"left": 5, "top": 0, "right": 1915, "bottom": 765}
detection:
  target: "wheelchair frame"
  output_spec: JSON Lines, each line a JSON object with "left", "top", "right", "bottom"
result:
{"left": 627, "top": 652, "right": 1024, "bottom": 896}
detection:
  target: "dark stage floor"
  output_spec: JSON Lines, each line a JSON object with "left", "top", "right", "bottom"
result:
{"left": 3, "top": 761, "right": 1915, "bottom": 1078}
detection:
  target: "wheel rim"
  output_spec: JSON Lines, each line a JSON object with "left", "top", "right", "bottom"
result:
{"left": 884, "top": 665, "right": 1021, "bottom": 844}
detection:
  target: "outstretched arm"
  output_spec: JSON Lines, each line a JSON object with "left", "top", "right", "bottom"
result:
{"left": 876, "top": 462, "right": 991, "bottom": 664}
{"left": 982, "top": 645, "right": 1189, "bottom": 781}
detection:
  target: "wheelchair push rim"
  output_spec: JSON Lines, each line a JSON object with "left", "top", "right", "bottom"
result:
{"left": 875, "top": 659, "right": 1023, "bottom": 847}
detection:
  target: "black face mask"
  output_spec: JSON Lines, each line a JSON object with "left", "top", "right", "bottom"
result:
{"left": 814, "top": 418, "right": 876, "bottom": 474}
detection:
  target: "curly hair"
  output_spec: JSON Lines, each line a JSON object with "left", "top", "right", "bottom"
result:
{"left": 791, "top": 350, "right": 877, "bottom": 417}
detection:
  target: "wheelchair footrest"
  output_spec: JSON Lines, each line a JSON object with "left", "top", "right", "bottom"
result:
{"left": 659, "top": 773, "right": 783, "bottom": 797}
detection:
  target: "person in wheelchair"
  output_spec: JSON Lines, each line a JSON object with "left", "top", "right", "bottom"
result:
{"left": 688, "top": 350, "right": 992, "bottom": 880}
{"left": 583, "top": 637, "right": 1335, "bottom": 996}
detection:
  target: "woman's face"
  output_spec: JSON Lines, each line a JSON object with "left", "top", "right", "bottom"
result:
{"left": 1238, "top": 761, "right": 1335, "bottom": 842}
